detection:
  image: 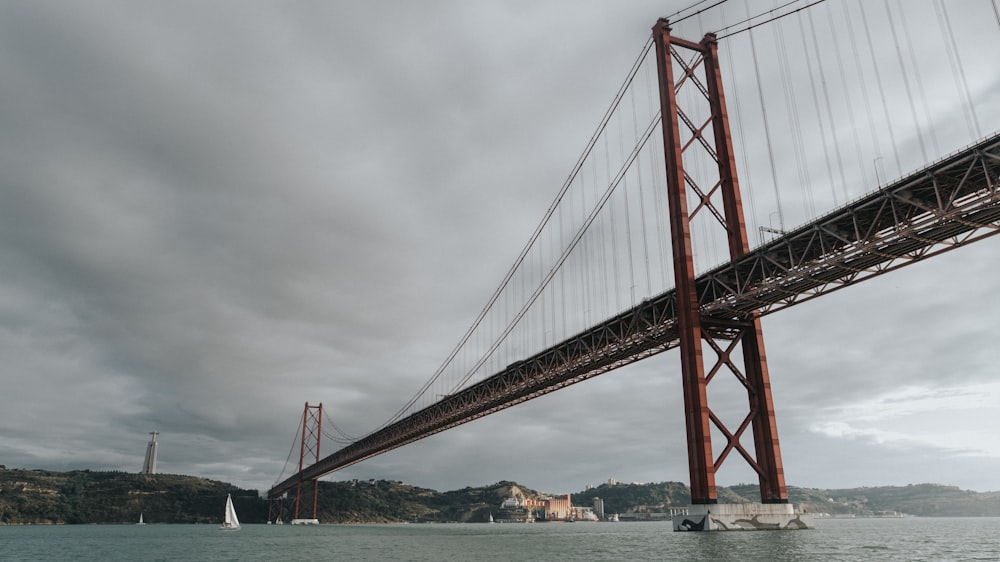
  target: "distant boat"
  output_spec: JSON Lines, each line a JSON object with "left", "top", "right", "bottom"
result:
{"left": 137, "top": 513, "right": 146, "bottom": 525}
{"left": 488, "top": 512, "right": 494, "bottom": 524}
{"left": 220, "top": 494, "right": 241, "bottom": 531}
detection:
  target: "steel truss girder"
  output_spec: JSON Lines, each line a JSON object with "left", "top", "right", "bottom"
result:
{"left": 268, "top": 139, "right": 1000, "bottom": 500}
{"left": 269, "top": 292, "right": 683, "bottom": 498}
{"left": 698, "top": 134, "right": 1000, "bottom": 318}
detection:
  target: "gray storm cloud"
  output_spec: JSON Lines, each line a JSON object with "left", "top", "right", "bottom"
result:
{"left": 1, "top": 0, "right": 997, "bottom": 494}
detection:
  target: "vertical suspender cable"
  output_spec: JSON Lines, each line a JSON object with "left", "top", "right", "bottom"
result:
{"left": 631, "top": 70, "right": 654, "bottom": 294}
{"left": 618, "top": 107, "right": 638, "bottom": 305}
{"left": 560, "top": 207, "right": 567, "bottom": 340}
{"left": 719, "top": 4, "right": 762, "bottom": 245}
{"left": 937, "top": 0, "right": 983, "bottom": 140}
{"left": 581, "top": 173, "right": 592, "bottom": 327}
{"left": 648, "top": 112, "right": 671, "bottom": 285}
{"left": 593, "top": 151, "right": 607, "bottom": 317}
{"left": 933, "top": 0, "right": 976, "bottom": 141}
{"left": 895, "top": 0, "right": 939, "bottom": 156}
{"left": 773, "top": 16, "right": 816, "bottom": 220}
{"left": 858, "top": 0, "right": 903, "bottom": 178}
{"left": 604, "top": 132, "right": 620, "bottom": 313}
{"left": 539, "top": 232, "right": 546, "bottom": 348}
{"left": 838, "top": 2, "right": 878, "bottom": 194}
{"left": 797, "top": 10, "right": 841, "bottom": 207}
{"left": 745, "top": 0, "right": 786, "bottom": 231}
{"left": 883, "top": 0, "right": 929, "bottom": 164}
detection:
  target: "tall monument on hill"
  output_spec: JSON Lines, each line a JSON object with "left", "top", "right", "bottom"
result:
{"left": 141, "top": 431, "right": 159, "bottom": 474}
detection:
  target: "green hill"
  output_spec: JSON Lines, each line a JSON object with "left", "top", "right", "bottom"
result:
{"left": 2, "top": 466, "right": 998, "bottom": 524}
{"left": 0, "top": 468, "right": 263, "bottom": 525}
{"left": 570, "top": 480, "right": 746, "bottom": 515}
{"left": 315, "top": 479, "right": 549, "bottom": 523}
{"left": 783, "top": 484, "right": 1000, "bottom": 517}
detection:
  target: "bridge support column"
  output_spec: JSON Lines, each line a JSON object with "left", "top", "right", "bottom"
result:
{"left": 268, "top": 495, "right": 285, "bottom": 525}
{"left": 674, "top": 503, "right": 812, "bottom": 531}
{"left": 652, "top": 19, "right": 809, "bottom": 530}
{"left": 293, "top": 402, "right": 322, "bottom": 525}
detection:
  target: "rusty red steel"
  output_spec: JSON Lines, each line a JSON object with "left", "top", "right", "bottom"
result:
{"left": 652, "top": 18, "right": 787, "bottom": 504}
{"left": 267, "top": 21, "right": 1000, "bottom": 502}
{"left": 293, "top": 402, "right": 323, "bottom": 520}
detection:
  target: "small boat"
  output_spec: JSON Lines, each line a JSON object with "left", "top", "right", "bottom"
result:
{"left": 137, "top": 512, "right": 146, "bottom": 525}
{"left": 220, "top": 494, "right": 241, "bottom": 531}
{"left": 488, "top": 512, "right": 494, "bottom": 524}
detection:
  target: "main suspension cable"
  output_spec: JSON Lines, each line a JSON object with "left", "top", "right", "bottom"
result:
{"left": 271, "top": 417, "right": 304, "bottom": 488}
{"left": 672, "top": 0, "right": 731, "bottom": 26}
{"left": 376, "top": 38, "right": 656, "bottom": 430}
{"left": 715, "top": 0, "right": 828, "bottom": 40}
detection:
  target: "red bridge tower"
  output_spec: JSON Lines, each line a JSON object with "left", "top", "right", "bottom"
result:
{"left": 652, "top": 19, "right": 808, "bottom": 530}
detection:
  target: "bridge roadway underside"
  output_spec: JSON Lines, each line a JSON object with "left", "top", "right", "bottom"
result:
{"left": 269, "top": 134, "right": 1000, "bottom": 499}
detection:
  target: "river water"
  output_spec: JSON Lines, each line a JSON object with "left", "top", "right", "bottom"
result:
{"left": 1, "top": 517, "right": 998, "bottom": 561}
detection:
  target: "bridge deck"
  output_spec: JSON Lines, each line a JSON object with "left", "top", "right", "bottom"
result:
{"left": 269, "top": 134, "right": 999, "bottom": 498}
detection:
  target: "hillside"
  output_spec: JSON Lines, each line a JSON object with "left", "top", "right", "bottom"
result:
{"left": 0, "top": 468, "right": 263, "bottom": 525}
{"left": 2, "top": 466, "right": 998, "bottom": 524}
{"left": 788, "top": 484, "right": 1000, "bottom": 517}
{"left": 315, "top": 480, "right": 549, "bottom": 523}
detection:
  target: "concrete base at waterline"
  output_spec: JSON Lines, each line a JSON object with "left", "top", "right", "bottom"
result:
{"left": 673, "top": 503, "right": 813, "bottom": 531}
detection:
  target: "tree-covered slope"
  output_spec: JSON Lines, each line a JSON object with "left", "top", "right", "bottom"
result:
{"left": 0, "top": 468, "right": 262, "bottom": 524}
{"left": 2, "top": 466, "right": 998, "bottom": 524}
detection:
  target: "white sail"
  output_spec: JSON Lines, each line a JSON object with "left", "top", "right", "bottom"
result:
{"left": 221, "top": 494, "right": 241, "bottom": 530}
{"left": 137, "top": 512, "right": 145, "bottom": 525}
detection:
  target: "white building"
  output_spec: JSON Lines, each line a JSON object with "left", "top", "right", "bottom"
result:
{"left": 593, "top": 497, "right": 605, "bottom": 520}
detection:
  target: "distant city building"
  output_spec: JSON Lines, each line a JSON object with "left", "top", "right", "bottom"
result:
{"left": 570, "top": 507, "right": 600, "bottom": 521}
{"left": 545, "top": 494, "right": 573, "bottom": 520}
{"left": 607, "top": 478, "right": 617, "bottom": 486}
{"left": 141, "top": 432, "right": 158, "bottom": 474}
{"left": 593, "top": 497, "right": 605, "bottom": 520}
{"left": 497, "top": 493, "right": 617, "bottom": 522}
{"left": 501, "top": 497, "right": 522, "bottom": 509}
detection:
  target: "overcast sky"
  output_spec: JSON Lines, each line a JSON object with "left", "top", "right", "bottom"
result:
{"left": 2, "top": 0, "right": 998, "bottom": 498}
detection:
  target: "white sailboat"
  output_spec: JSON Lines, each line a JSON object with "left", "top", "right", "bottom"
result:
{"left": 137, "top": 512, "right": 145, "bottom": 525}
{"left": 220, "top": 493, "right": 241, "bottom": 530}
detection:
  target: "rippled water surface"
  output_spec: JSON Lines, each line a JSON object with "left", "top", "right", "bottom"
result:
{"left": 2, "top": 517, "right": 998, "bottom": 561}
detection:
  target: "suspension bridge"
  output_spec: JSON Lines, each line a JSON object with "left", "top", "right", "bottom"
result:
{"left": 267, "top": 1, "right": 1000, "bottom": 530}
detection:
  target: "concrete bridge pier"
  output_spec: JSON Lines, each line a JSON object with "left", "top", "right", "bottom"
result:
{"left": 673, "top": 503, "right": 814, "bottom": 531}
